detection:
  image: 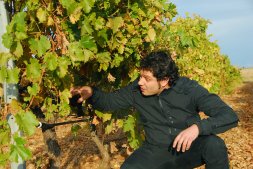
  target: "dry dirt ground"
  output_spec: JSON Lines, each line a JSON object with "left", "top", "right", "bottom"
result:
{"left": 5, "top": 68, "right": 253, "bottom": 169}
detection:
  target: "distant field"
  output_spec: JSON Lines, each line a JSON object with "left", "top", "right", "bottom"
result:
{"left": 240, "top": 68, "right": 253, "bottom": 82}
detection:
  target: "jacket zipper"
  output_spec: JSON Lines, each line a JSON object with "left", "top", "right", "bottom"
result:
{"left": 158, "top": 96, "right": 164, "bottom": 110}
{"left": 158, "top": 96, "right": 173, "bottom": 134}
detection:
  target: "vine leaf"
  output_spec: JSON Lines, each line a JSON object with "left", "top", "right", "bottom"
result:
{"left": 26, "top": 58, "right": 41, "bottom": 82}
{"left": 12, "top": 41, "right": 23, "bottom": 58}
{"left": 9, "top": 135, "right": 32, "bottom": 162}
{"left": 147, "top": 28, "right": 156, "bottom": 42}
{"left": 56, "top": 57, "right": 71, "bottom": 78}
{"left": 107, "top": 17, "right": 124, "bottom": 33}
{"left": 44, "top": 52, "right": 58, "bottom": 71}
{"left": 81, "top": 0, "right": 95, "bottom": 13}
{"left": 36, "top": 8, "right": 47, "bottom": 23}
{"left": 6, "top": 67, "right": 20, "bottom": 84}
{"left": 29, "top": 36, "right": 51, "bottom": 57}
{"left": 80, "top": 35, "right": 97, "bottom": 52}
{"left": 15, "top": 111, "right": 39, "bottom": 136}
{"left": 0, "top": 67, "right": 7, "bottom": 83}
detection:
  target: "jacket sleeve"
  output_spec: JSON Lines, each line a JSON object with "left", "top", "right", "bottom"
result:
{"left": 193, "top": 85, "right": 239, "bottom": 135}
{"left": 88, "top": 80, "right": 137, "bottom": 111}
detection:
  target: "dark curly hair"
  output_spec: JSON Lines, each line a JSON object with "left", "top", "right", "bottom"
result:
{"left": 140, "top": 51, "right": 180, "bottom": 86}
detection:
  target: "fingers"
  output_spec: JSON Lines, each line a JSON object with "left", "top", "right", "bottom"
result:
{"left": 77, "top": 97, "right": 84, "bottom": 103}
{"left": 70, "top": 87, "right": 81, "bottom": 96}
{"left": 173, "top": 135, "right": 185, "bottom": 152}
{"left": 181, "top": 139, "right": 192, "bottom": 152}
{"left": 186, "top": 140, "right": 192, "bottom": 151}
{"left": 181, "top": 139, "right": 188, "bottom": 152}
{"left": 173, "top": 134, "right": 193, "bottom": 152}
{"left": 70, "top": 86, "right": 92, "bottom": 103}
{"left": 172, "top": 124, "right": 199, "bottom": 152}
{"left": 173, "top": 135, "right": 180, "bottom": 148}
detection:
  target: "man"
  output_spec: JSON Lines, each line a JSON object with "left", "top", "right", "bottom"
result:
{"left": 71, "top": 51, "right": 239, "bottom": 169}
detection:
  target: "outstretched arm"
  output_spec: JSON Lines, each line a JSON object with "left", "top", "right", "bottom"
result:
{"left": 70, "top": 80, "right": 137, "bottom": 111}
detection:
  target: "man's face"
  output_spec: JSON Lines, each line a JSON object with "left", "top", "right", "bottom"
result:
{"left": 138, "top": 70, "right": 168, "bottom": 96}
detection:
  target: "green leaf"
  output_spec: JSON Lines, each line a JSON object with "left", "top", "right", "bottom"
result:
{"left": 83, "top": 49, "right": 94, "bottom": 60}
{"left": 97, "top": 29, "right": 108, "bottom": 47}
{"left": 123, "top": 115, "right": 135, "bottom": 132}
{"left": 128, "top": 69, "right": 139, "bottom": 82}
{"left": 60, "top": 89, "right": 71, "bottom": 103}
{"left": 68, "top": 42, "right": 83, "bottom": 62}
{"left": 105, "top": 122, "right": 113, "bottom": 134}
{"left": 0, "top": 67, "right": 7, "bottom": 83}
{"left": 12, "top": 12, "right": 27, "bottom": 32}
{"left": 96, "top": 52, "right": 111, "bottom": 64}
{"left": 26, "top": 58, "right": 41, "bottom": 82}
{"left": 80, "top": 0, "right": 95, "bottom": 13}
{"left": 15, "top": 31, "right": 28, "bottom": 41}
{"left": 102, "top": 113, "right": 112, "bottom": 122}
{"left": 94, "top": 17, "right": 105, "bottom": 30}
{"left": 68, "top": 41, "right": 93, "bottom": 64}
{"left": 116, "top": 119, "right": 124, "bottom": 128}
{"left": 107, "top": 17, "right": 124, "bottom": 33}
{"left": 29, "top": 36, "right": 51, "bottom": 57}
{"left": 0, "top": 131, "right": 10, "bottom": 145}
{"left": 118, "top": 44, "right": 124, "bottom": 54}
{"left": 6, "top": 67, "right": 20, "bottom": 84}
{"left": 42, "top": 97, "right": 57, "bottom": 121}
{"left": 0, "top": 153, "right": 9, "bottom": 165}
{"left": 60, "top": 0, "right": 78, "bottom": 14}
{"left": 13, "top": 41, "right": 23, "bottom": 57}
{"left": 95, "top": 110, "right": 103, "bottom": 119}
{"left": 44, "top": 52, "right": 58, "bottom": 71}
{"left": 70, "top": 7, "right": 82, "bottom": 24}
{"left": 111, "top": 54, "right": 123, "bottom": 68}
{"left": 24, "top": 83, "right": 40, "bottom": 102}
{"left": 36, "top": 8, "right": 47, "bottom": 23}
{"left": 80, "top": 35, "right": 97, "bottom": 52}
{"left": 141, "top": 21, "right": 149, "bottom": 28}
{"left": 59, "top": 102, "right": 70, "bottom": 116}
{"left": 98, "top": 29, "right": 108, "bottom": 41}
{"left": 96, "top": 52, "right": 111, "bottom": 71}
{"left": 81, "top": 19, "right": 93, "bottom": 35}
{"left": 56, "top": 57, "right": 70, "bottom": 78}
{"left": 9, "top": 136, "right": 31, "bottom": 162}
{"left": 147, "top": 28, "right": 156, "bottom": 42}
{"left": 129, "top": 138, "right": 139, "bottom": 150}
{"left": 2, "top": 33, "right": 13, "bottom": 48}
{"left": 71, "top": 124, "right": 81, "bottom": 136}
{"left": 15, "top": 111, "right": 39, "bottom": 136}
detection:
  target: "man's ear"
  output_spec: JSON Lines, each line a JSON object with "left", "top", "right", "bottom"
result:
{"left": 159, "top": 78, "right": 170, "bottom": 87}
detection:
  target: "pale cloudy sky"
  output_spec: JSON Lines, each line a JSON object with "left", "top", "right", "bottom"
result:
{"left": 171, "top": 0, "right": 253, "bottom": 68}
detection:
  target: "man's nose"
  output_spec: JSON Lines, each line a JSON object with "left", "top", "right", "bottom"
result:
{"left": 138, "top": 77, "right": 144, "bottom": 86}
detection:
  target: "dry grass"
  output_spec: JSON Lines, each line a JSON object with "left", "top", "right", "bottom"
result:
{"left": 240, "top": 68, "right": 253, "bottom": 82}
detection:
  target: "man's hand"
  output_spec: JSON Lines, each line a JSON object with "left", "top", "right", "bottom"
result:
{"left": 70, "top": 86, "right": 93, "bottom": 103}
{"left": 172, "top": 124, "right": 199, "bottom": 152}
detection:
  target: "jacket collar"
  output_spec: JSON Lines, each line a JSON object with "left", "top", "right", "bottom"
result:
{"left": 171, "top": 77, "right": 198, "bottom": 94}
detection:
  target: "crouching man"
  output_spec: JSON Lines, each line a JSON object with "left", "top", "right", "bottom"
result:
{"left": 71, "top": 51, "right": 238, "bottom": 169}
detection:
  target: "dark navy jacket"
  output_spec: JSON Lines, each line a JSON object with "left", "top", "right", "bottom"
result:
{"left": 89, "top": 77, "right": 239, "bottom": 146}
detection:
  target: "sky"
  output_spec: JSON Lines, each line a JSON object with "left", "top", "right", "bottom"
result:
{"left": 170, "top": 0, "right": 253, "bottom": 68}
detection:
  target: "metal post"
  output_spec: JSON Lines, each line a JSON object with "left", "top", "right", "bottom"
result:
{"left": 0, "top": 1, "right": 19, "bottom": 103}
{"left": 0, "top": 1, "right": 25, "bottom": 168}
{"left": 6, "top": 114, "right": 26, "bottom": 169}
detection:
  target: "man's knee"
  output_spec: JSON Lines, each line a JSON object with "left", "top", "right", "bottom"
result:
{"left": 200, "top": 135, "right": 229, "bottom": 169}
{"left": 202, "top": 135, "right": 228, "bottom": 160}
{"left": 204, "top": 135, "right": 227, "bottom": 151}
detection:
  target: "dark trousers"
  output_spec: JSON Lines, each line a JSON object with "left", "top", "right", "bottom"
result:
{"left": 121, "top": 135, "right": 229, "bottom": 169}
